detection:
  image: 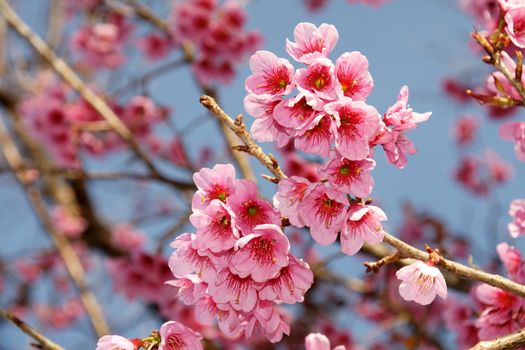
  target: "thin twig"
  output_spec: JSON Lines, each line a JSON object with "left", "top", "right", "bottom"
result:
{"left": 0, "top": 116, "right": 111, "bottom": 337}
{"left": 0, "top": 308, "right": 66, "bottom": 350}
{"left": 200, "top": 95, "right": 286, "bottom": 180}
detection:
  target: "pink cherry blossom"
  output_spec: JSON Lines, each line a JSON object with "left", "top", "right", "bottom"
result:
{"left": 453, "top": 115, "right": 478, "bottom": 146}
{"left": 111, "top": 224, "right": 145, "bottom": 251}
{"left": 298, "top": 183, "right": 348, "bottom": 245}
{"left": 244, "top": 301, "right": 290, "bottom": 343}
{"left": 324, "top": 98, "right": 380, "bottom": 160}
{"left": 230, "top": 224, "right": 290, "bottom": 282}
{"left": 335, "top": 51, "right": 373, "bottom": 101}
{"left": 340, "top": 203, "right": 387, "bottom": 256}
{"left": 499, "top": 122, "right": 525, "bottom": 162}
{"left": 137, "top": 33, "right": 174, "bottom": 61}
{"left": 71, "top": 23, "right": 125, "bottom": 69}
{"left": 273, "top": 176, "right": 312, "bottom": 228}
{"left": 305, "top": 333, "right": 347, "bottom": 350}
{"left": 244, "top": 95, "right": 292, "bottom": 147}
{"left": 158, "top": 321, "right": 203, "bottom": 350}
{"left": 273, "top": 95, "right": 320, "bottom": 130}
{"left": 286, "top": 22, "right": 338, "bottom": 64}
{"left": 207, "top": 268, "right": 258, "bottom": 312}
{"left": 227, "top": 179, "right": 280, "bottom": 232}
{"left": 168, "top": 233, "right": 216, "bottom": 283}
{"left": 508, "top": 199, "right": 525, "bottom": 238}
{"left": 96, "top": 335, "right": 139, "bottom": 350}
{"left": 190, "top": 199, "right": 239, "bottom": 254}
{"left": 192, "top": 163, "right": 237, "bottom": 211}
{"left": 294, "top": 113, "right": 334, "bottom": 157}
{"left": 381, "top": 130, "right": 417, "bottom": 169}
{"left": 245, "top": 50, "right": 295, "bottom": 98}
{"left": 505, "top": 6, "right": 525, "bottom": 48}
{"left": 384, "top": 86, "right": 431, "bottom": 132}
{"left": 475, "top": 284, "right": 525, "bottom": 340}
{"left": 166, "top": 274, "right": 207, "bottom": 305}
{"left": 319, "top": 154, "right": 376, "bottom": 197}
{"left": 396, "top": 260, "right": 447, "bottom": 305}
{"left": 296, "top": 58, "right": 338, "bottom": 109}
{"left": 51, "top": 206, "right": 86, "bottom": 239}
{"left": 258, "top": 254, "right": 314, "bottom": 304}
{"left": 497, "top": 243, "right": 525, "bottom": 283}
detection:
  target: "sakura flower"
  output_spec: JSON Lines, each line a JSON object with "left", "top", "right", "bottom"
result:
{"left": 294, "top": 113, "right": 334, "bottom": 157}
{"left": 159, "top": 321, "right": 203, "bottom": 350}
{"left": 505, "top": 6, "right": 525, "bottom": 48}
{"left": 51, "top": 206, "right": 86, "bottom": 239}
{"left": 274, "top": 176, "right": 312, "bottom": 227}
{"left": 475, "top": 284, "right": 525, "bottom": 340}
{"left": 499, "top": 122, "right": 525, "bottom": 162}
{"left": 298, "top": 183, "right": 348, "bottom": 245}
{"left": 166, "top": 274, "right": 207, "bottom": 305}
{"left": 340, "top": 203, "right": 387, "bottom": 256}
{"left": 190, "top": 199, "right": 239, "bottom": 253}
{"left": 508, "top": 199, "right": 525, "bottom": 238}
{"left": 111, "top": 223, "right": 145, "bottom": 251}
{"left": 230, "top": 224, "right": 290, "bottom": 282}
{"left": 383, "top": 86, "right": 431, "bottom": 132}
{"left": 258, "top": 254, "right": 314, "bottom": 304}
{"left": 286, "top": 22, "right": 338, "bottom": 64}
{"left": 324, "top": 98, "right": 380, "bottom": 160}
{"left": 273, "top": 95, "right": 320, "bottom": 130}
{"left": 207, "top": 268, "right": 258, "bottom": 312}
{"left": 137, "top": 33, "right": 174, "bottom": 61}
{"left": 244, "top": 301, "right": 290, "bottom": 343}
{"left": 319, "top": 154, "right": 376, "bottom": 197}
{"left": 453, "top": 115, "right": 478, "bottom": 146}
{"left": 381, "top": 130, "right": 417, "bottom": 169}
{"left": 227, "top": 180, "right": 280, "bottom": 232}
{"left": 497, "top": 243, "right": 525, "bottom": 283}
{"left": 245, "top": 50, "right": 295, "bottom": 98}
{"left": 168, "top": 233, "right": 216, "bottom": 282}
{"left": 305, "top": 332, "right": 347, "bottom": 350}
{"left": 96, "top": 335, "right": 140, "bottom": 350}
{"left": 296, "top": 58, "right": 338, "bottom": 109}
{"left": 71, "top": 23, "right": 125, "bottom": 69}
{"left": 244, "top": 94, "right": 292, "bottom": 147}
{"left": 396, "top": 260, "right": 447, "bottom": 305}
{"left": 335, "top": 51, "right": 373, "bottom": 101}
{"left": 192, "top": 163, "right": 237, "bottom": 211}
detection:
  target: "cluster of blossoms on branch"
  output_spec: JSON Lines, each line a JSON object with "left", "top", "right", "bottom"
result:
{"left": 168, "top": 163, "right": 314, "bottom": 342}
{"left": 244, "top": 23, "right": 437, "bottom": 282}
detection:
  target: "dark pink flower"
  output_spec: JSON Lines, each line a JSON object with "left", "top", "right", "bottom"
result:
{"left": 298, "top": 183, "right": 347, "bottom": 245}
{"left": 71, "top": 23, "right": 125, "bottom": 69}
{"left": 335, "top": 51, "right": 373, "bottom": 101}
{"left": 384, "top": 86, "right": 431, "bottom": 132}
{"left": 341, "top": 203, "right": 386, "bottom": 256}
{"left": 207, "top": 268, "right": 258, "bottom": 312}
{"left": 497, "top": 243, "right": 525, "bottom": 283}
{"left": 286, "top": 22, "right": 338, "bottom": 64}
{"left": 192, "top": 163, "right": 237, "bottom": 211}
{"left": 244, "top": 95, "right": 292, "bottom": 147}
{"left": 168, "top": 233, "right": 216, "bottom": 283}
{"left": 273, "top": 176, "right": 312, "bottom": 228}
{"left": 324, "top": 98, "right": 380, "bottom": 160}
{"left": 294, "top": 113, "right": 334, "bottom": 157}
{"left": 319, "top": 154, "right": 375, "bottom": 197}
{"left": 245, "top": 50, "right": 295, "bottom": 98}
{"left": 258, "top": 254, "right": 314, "bottom": 304}
{"left": 453, "top": 115, "right": 478, "bottom": 146}
{"left": 227, "top": 180, "right": 280, "bottom": 232}
{"left": 296, "top": 58, "right": 337, "bottom": 109}
{"left": 230, "top": 224, "right": 290, "bottom": 282}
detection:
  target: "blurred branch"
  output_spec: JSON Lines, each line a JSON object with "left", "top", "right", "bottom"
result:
{"left": 107, "top": 0, "right": 256, "bottom": 181}
{"left": 470, "top": 327, "right": 525, "bottom": 350}
{"left": 47, "top": 0, "right": 63, "bottom": 50}
{"left": 0, "top": 308, "right": 65, "bottom": 350}
{"left": 0, "top": 116, "right": 111, "bottom": 337}
{"left": 0, "top": 0, "right": 182, "bottom": 188}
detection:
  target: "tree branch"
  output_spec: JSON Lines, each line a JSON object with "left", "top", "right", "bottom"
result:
{"left": 470, "top": 327, "right": 525, "bottom": 350}
{"left": 0, "top": 308, "right": 66, "bottom": 350}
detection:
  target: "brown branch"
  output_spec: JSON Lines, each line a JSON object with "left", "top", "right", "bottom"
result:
{"left": 382, "top": 232, "right": 525, "bottom": 298}
{"left": 470, "top": 327, "right": 525, "bottom": 350}
{"left": 200, "top": 95, "right": 286, "bottom": 180}
{"left": 0, "top": 308, "right": 66, "bottom": 350}
{"left": 0, "top": 116, "right": 110, "bottom": 337}
{"left": 0, "top": 0, "right": 172, "bottom": 184}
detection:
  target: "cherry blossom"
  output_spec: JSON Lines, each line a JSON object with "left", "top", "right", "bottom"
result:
{"left": 508, "top": 199, "right": 525, "bottom": 238}
{"left": 96, "top": 335, "right": 140, "bottom": 350}
{"left": 286, "top": 23, "right": 338, "bottom": 64}
{"left": 396, "top": 260, "right": 447, "bottom": 305}
{"left": 158, "top": 321, "right": 204, "bottom": 350}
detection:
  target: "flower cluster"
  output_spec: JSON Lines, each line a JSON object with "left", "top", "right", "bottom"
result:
{"left": 96, "top": 321, "right": 203, "bottom": 350}
{"left": 244, "top": 22, "right": 430, "bottom": 169}
{"left": 170, "top": 0, "right": 262, "bottom": 85}
{"left": 19, "top": 76, "right": 167, "bottom": 167}
{"left": 168, "top": 164, "right": 314, "bottom": 342}
{"left": 244, "top": 22, "right": 430, "bottom": 257}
